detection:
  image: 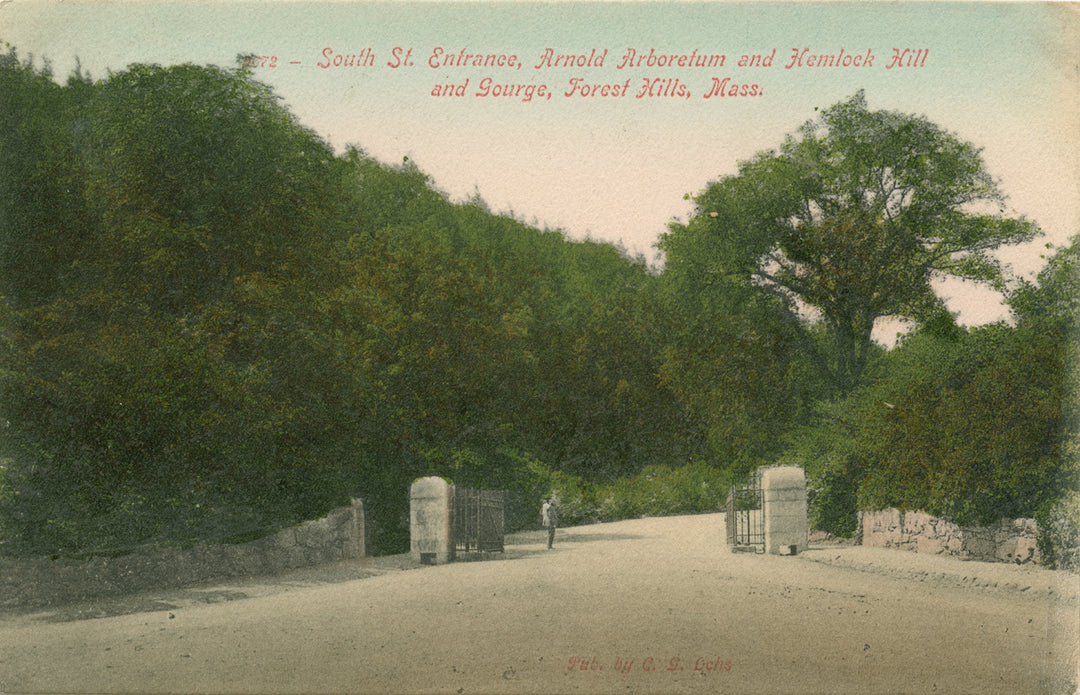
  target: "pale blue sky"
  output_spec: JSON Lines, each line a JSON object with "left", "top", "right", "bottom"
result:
{"left": 2, "top": 1, "right": 1077, "bottom": 327}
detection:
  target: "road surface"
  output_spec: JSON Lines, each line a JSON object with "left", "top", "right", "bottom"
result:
{"left": 1, "top": 513, "right": 1077, "bottom": 694}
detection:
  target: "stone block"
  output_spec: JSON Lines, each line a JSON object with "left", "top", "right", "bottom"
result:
{"left": 878, "top": 507, "right": 903, "bottom": 531}
{"left": 273, "top": 527, "right": 299, "bottom": 550}
{"left": 319, "top": 509, "right": 348, "bottom": 539}
{"left": 916, "top": 534, "right": 946, "bottom": 555}
{"left": 761, "top": 466, "right": 808, "bottom": 555}
{"left": 905, "top": 510, "right": 932, "bottom": 535}
{"left": 410, "top": 476, "right": 454, "bottom": 564}
{"left": 863, "top": 508, "right": 905, "bottom": 548}
{"left": 962, "top": 528, "right": 995, "bottom": 561}
{"left": 295, "top": 517, "right": 333, "bottom": 548}
{"left": 342, "top": 499, "right": 366, "bottom": 559}
{"left": 990, "top": 520, "right": 1040, "bottom": 565}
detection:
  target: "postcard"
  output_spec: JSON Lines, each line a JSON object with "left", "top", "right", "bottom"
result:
{"left": 0, "top": 2, "right": 1077, "bottom": 693}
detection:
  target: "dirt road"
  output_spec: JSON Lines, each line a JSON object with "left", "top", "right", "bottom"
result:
{"left": 1, "top": 513, "right": 1077, "bottom": 694}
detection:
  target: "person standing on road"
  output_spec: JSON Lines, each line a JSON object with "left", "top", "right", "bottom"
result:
{"left": 541, "top": 497, "right": 558, "bottom": 549}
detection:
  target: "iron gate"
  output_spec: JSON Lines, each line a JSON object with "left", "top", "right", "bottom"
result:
{"left": 725, "top": 477, "right": 765, "bottom": 553}
{"left": 451, "top": 487, "right": 505, "bottom": 556}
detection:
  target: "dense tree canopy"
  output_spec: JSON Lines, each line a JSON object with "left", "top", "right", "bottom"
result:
{"left": 661, "top": 91, "right": 1040, "bottom": 394}
{"left": 795, "top": 237, "right": 1079, "bottom": 538}
{"left": 0, "top": 52, "right": 710, "bottom": 555}
{"left": 1010, "top": 236, "right": 1080, "bottom": 331}
{"left": 852, "top": 324, "right": 1069, "bottom": 525}
{"left": 0, "top": 52, "right": 1072, "bottom": 564}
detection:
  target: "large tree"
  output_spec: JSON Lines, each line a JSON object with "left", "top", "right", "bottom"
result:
{"left": 661, "top": 91, "right": 1040, "bottom": 394}
{"left": 0, "top": 60, "right": 355, "bottom": 553}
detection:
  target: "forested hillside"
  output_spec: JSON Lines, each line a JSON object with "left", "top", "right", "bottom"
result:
{"left": 1, "top": 50, "right": 1075, "bottom": 565}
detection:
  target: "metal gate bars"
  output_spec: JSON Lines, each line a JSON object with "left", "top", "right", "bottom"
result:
{"left": 451, "top": 487, "right": 506, "bottom": 557}
{"left": 725, "top": 478, "right": 765, "bottom": 553}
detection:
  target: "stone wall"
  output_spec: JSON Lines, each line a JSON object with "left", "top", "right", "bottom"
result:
{"left": 0, "top": 498, "right": 365, "bottom": 611}
{"left": 860, "top": 508, "right": 1040, "bottom": 565}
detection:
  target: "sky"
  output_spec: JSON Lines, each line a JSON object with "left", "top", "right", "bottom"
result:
{"left": 2, "top": 1, "right": 1077, "bottom": 329}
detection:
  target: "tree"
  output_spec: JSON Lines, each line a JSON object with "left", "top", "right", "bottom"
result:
{"left": 1007, "top": 236, "right": 1078, "bottom": 486}
{"left": 656, "top": 284, "right": 814, "bottom": 475}
{"left": 0, "top": 60, "right": 357, "bottom": 554}
{"left": 1007, "top": 235, "right": 1080, "bottom": 566}
{"left": 1009, "top": 235, "right": 1079, "bottom": 332}
{"left": 74, "top": 62, "right": 344, "bottom": 311}
{"left": 657, "top": 182, "right": 820, "bottom": 473}
{"left": 852, "top": 323, "right": 1070, "bottom": 526}
{"left": 661, "top": 91, "right": 1040, "bottom": 394}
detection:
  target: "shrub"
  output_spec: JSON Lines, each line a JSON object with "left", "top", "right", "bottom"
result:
{"left": 490, "top": 448, "right": 600, "bottom": 529}
{"left": 1040, "top": 491, "right": 1080, "bottom": 572}
{"left": 593, "top": 462, "right": 729, "bottom": 522}
{"left": 808, "top": 458, "right": 861, "bottom": 538}
{"left": 781, "top": 409, "right": 861, "bottom": 538}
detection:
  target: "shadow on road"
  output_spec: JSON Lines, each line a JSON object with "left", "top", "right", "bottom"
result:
{"left": 10, "top": 536, "right": 593, "bottom": 624}
{"left": 507, "top": 528, "right": 646, "bottom": 546}
{"left": 10, "top": 527, "right": 653, "bottom": 624}
{"left": 558, "top": 531, "right": 646, "bottom": 543}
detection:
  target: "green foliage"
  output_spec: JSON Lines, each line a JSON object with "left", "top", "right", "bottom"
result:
{"left": 1039, "top": 491, "right": 1080, "bottom": 572}
{"left": 663, "top": 90, "right": 1039, "bottom": 394}
{"left": 664, "top": 91, "right": 1067, "bottom": 546}
{"left": 821, "top": 324, "right": 1071, "bottom": 528}
{"left": 3, "top": 50, "right": 1066, "bottom": 567}
{"left": 0, "top": 52, "right": 719, "bottom": 558}
{"left": 1010, "top": 237, "right": 1080, "bottom": 569}
{"left": 598, "top": 462, "right": 732, "bottom": 521}
{"left": 658, "top": 187, "right": 817, "bottom": 473}
{"left": 531, "top": 462, "right": 603, "bottom": 528}
{"left": 792, "top": 240, "right": 1078, "bottom": 540}
{"left": 657, "top": 297, "right": 813, "bottom": 473}
{"left": 0, "top": 47, "right": 94, "bottom": 307}
{"left": 534, "top": 461, "right": 732, "bottom": 526}
{"left": 0, "top": 58, "right": 360, "bottom": 555}
{"left": 809, "top": 460, "right": 860, "bottom": 538}
{"left": 781, "top": 405, "right": 862, "bottom": 537}
{"left": 1010, "top": 235, "right": 1080, "bottom": 331}
{"left": 75, "top": 62, "right": 343, "bottom": 311}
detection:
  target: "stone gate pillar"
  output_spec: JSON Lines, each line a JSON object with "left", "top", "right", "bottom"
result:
{"left": 761, "top": 466, "right": 808, "bottom": 555}
{"left": 409, "top": 476, "right": 454, "bottom": 564}
{"left": 344, "top": 497, "right": 366, "bottom": 559}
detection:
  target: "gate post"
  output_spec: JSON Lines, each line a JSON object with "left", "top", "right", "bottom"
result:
{"left": 410, "top": 477, "right": 454, "bottom": 564}
{"left": 761, "top": 466, "right": 808, "bottom": 555}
